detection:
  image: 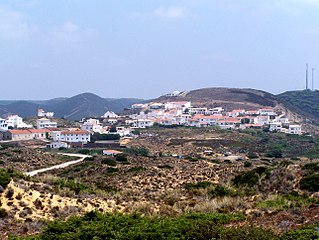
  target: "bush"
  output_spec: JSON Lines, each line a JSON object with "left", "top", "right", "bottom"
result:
{"left": 281, "top": 228, "right": 319, "bottom": 240}
{"left": 124, "top": 147, "right": 149, "bottom": 156}
{"left": 0, "top": 208, "right": 8, "bottom": 218}
{"left": 78, "top": 149, "right": 90, "bottom": 155}
{"left": 18, "top": 211, "right": 250, "bottom": 240}
{"left": 302, "top": 162, "right": 319, "bottom": 174}
{"left": 247, "top": 152, "right": 259, "bottom": 159}
{"left": 115, "top": 154, "right": 128, "bottom": 162}
{"left": 0, "top": 168, "right": 11, "bottom": 189}
{"left": 101, "top": 158, "right": 117, "bottom": 166}
{"left": 54, "top": 178, "right": 88, "bottom": 195}
{"left": 265, "top": 149, "right": 283, "bottom": 158}
{"left": 210, "top": 185, "right": 236, "bottom": 198}
{"left": 300, "top": 173, "right": 319, "bottom": 192}
{"left": 244, "top": 161, "right": 252, "bottom": 168}
{"left": 233, "top": 171, "right": 259, "bottom": 187}
{"left": 5, "top": 187, "right": 14, "bottom": 199}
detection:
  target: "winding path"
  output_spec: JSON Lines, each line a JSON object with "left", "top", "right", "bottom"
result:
{"left": 25, "top": 153, "right": 90, "bottom": 177}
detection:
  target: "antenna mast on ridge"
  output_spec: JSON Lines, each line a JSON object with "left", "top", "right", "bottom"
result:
{"left": 306, "top": 63, "right": 309, "bottom": 90}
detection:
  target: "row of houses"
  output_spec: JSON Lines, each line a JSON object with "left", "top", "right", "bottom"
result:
{"left": 129, "top": 101, "right": 302, "bottom": 134}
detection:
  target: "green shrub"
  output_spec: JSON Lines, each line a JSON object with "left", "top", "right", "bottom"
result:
{"left": 265, "top": 149, "right": 283, "bottom": 158}
{"left": 300, "top": 173, "right": 319, "bottom": 192}
{"left": 302, "top": 162, "right": 319, "bottom": 174}
{"left": 247, "top": 152, "right": 259, "bottom": 159}
{"left": 210, "top": 185, "right": 236, "bottom": 198}
{"left": 281, "top": 228, "right": 319, "bottom": 240}
{"left": 0, "top": 208, "right": 8, "bottom": 218}
{"left": 78, "top": 149, "right": 90, "bottom": 155}
{"left": 124, "top": 147, "right": 149, "bottom": 156}
{"left": 115, "top": 154, "right": 128, "bottom": 162}
{"left": 16, "top": 211, "right": 249, "bottom": 240}
{"left": 101, "top": 158, "right": 117, "bottom": 166}
{"left": 54, "top": 178, "right": 88, "bottom": 194}
{"left": 0, "top": 168, "right": 12, "bottom": 189}
{"left": 233, "top": 171, "right": 259, "bottom": 187}
{"left": 244, "top": 161, "right": 252, "bottom": 168}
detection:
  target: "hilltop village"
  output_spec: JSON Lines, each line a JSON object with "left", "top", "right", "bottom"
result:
{"left": 0, "top": 99, "right": 302, "bottom": 148}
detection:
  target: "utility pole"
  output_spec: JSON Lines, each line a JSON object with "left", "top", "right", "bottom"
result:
{"left": 306, "top": 63, "right": 309, "bottom": 90}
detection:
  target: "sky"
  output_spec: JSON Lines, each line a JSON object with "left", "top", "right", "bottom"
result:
{"left": 1, "top": 0, "right": 319, "bottom": 100}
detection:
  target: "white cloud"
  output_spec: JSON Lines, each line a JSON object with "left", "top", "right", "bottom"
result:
{"left": 153, "top": 6, "right": 187, "bottom": 20}
{"left": 47, "top": 21, "right": 99, "bottom": 45}
{"left": 0, "top": 5, "right": 36, "bottom": 40}
{"left": 153, "top": 6, "right": 188, "bottom": 20}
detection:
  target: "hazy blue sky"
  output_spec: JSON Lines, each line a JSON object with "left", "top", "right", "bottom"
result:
{"left": 1, "top": 0, "right": 319, "bottom": 99}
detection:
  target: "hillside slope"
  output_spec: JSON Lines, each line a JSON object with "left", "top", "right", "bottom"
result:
{"left": 0, "top": 93, "right": 143, "bottom": 119}
{"left": 277, "top": 90, "right": 319, "bottom": 121}
{"left": 156, "top": 87, "right": 279, "bottom": 111}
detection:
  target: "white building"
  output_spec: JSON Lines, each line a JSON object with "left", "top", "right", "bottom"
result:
{"left": 101, "top": 111, "right": 119, "bottom": 118}
{"left": 0, "top": 118, "right": 8, "bottom": 131}
{"left": 130, "top": 119, "right": 154, "bottom": 128}
{"left": 6, "top": 115, "right": 32, "bottom": 128}
{"left": 53, "top": 130, "right": 91, "bottom": 143}
{"left": 37, "top": 109, "right": 54, "bottom": 118}
{"left": 36, "top": 118, "right": 57, "bottom": 129}
{"left": 289, "top": 125, "right": 302, "bottom": 135}
{"left": 164, "top": 101, "right": 191, "bottom": 111}
{"left": 47, "top": 141, "right": 70, "bottom": 149}
{"left": 269, "top": 122, "right": 282, "bottom": 132}
{"left": 259, "top": 108, "right": 276, "bottom": 116}
{"left": 189, "top": 108, "right": 208, "bottom": 115}
{"left": 81, "top": 118, "right": 102, "bottom": 133}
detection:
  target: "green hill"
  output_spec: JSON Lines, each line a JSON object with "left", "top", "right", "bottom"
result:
{"left": 277, "top": 90, "right": 319, "bottom": 121}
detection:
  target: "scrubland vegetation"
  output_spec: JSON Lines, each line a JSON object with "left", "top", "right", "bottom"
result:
{"left": 3, "top": 127, "right": 319, "bottom": 239}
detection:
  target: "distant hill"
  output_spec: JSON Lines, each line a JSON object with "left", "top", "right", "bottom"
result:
{"left": 155, "top": 87, "right": 279, "bottom": 111}
{"left": 0, "top": 93, "right": 143, "bottom": 120}
{"left": 277, "top": 90, "right": 319, "bottom": 121}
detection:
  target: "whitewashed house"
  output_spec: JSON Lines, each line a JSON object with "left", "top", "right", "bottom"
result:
{"left": 7, "top": 115, "right": 32, "bottom": 128}
{"left": 36, "top": 118, "right": 57, "bottom": 129}
{"left": 37, "top": 109, "right": 54, "bottom": 118}
{"left": 131, "top": 119, "right": 154, "bottom": 128}
{"left": 81, "top": 118, "right": 102, "bottom": 133}
{"left": 269, "top": 122, "right": 282, "bottom": 132}
{"left": 258, "top": 108, "right": 276, "bottom": 116}
{"left": 289, "top": 125, "right": 302, "bottom": 135}
{"left": 0, "top": 118, "right": 8, "bottom": 131}
{"left": 101, "top": 111, "right": 119, "bottom": 118}
{"left": 53, "top": 130, "right": 91, "bottom": 143}
{"left": 47, "top": 141, "right": 70, "bottom": 149}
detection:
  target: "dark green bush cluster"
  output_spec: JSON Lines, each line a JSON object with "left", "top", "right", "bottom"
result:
{"left": 302, "top": 162, "right": 319, "bottom": 174}
{"left": 115, "top": 154, "right": 128, "bottom": 162}
{"left": 0, "top": 168, "right": 12, "bottom": 189}
{"left": 78, "top": 149, "right": 90, "bottom": 155}
{"left": 101, "top": 158, "right": 117, "bottom": 166}
{"left": 11, "top": 211, "right": 271, "bottom": 240}
{"left": 185, "top": 181, "right": 213, "bottom": 190}
{"left": 124, "top": 147, "right": 149, "bottom": 156}
{"left": 233, "top": 167, "right": 270, "bottom": 188}
{"left": 210, "top": 185, "right": 237, "bottom": 198}
{"left": 54, "top": 178, "right": 88, "bottom": 194}
{"left": 300, "top": 173, "right": 319, "bottom": 192}
{"left": 0, "top": 168, "right": 29, "bottom": 189}
{"left": 247, "top": 152, "right": 259, "bottom": 159}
